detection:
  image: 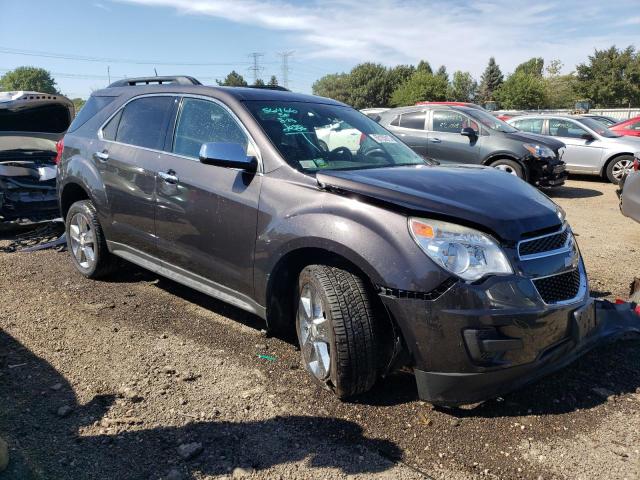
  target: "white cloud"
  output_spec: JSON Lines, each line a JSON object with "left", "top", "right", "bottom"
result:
{"left": 117, "top": 0, "right": 640, "bottom": 77}
{"left": 93, "top": 2, "right": 112, "bottom": 11}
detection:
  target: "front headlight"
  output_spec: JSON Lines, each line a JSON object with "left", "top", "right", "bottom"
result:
{"left": 523, "top": 143, "right": 555, "bottom": 158}
{"left": 408, "top": 218, "right": 513, "bottom": 281}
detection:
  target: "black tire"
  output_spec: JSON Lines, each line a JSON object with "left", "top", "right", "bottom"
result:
{"left": 296, "top": 265, "right": 378, "bottom": 399}
{"left": 489, "top": 158, "right": 524, "bottom": 179}
{"left": 65, "top": 200, "right": 116, "bottom": 279}
{"left": 318, "top": 139, "right": 329, "bottom": 152}
{"left": 605, "top": 155, "right": 634, "bottom": 184}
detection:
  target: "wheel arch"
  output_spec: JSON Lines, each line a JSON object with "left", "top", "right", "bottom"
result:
{"left": 601, "top": 152, "right": 635, "bottom": 177}
{"left": 59, "top": 182, "right": 91, "bottom": 220}
{"left": 482, "top": 153, "right": 527, "bottom": 180}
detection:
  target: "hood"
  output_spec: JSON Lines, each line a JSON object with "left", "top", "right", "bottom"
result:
{"left": 316, "top": 165, "right": 562, "bottom": 242}
{"left": 503, "top": 130, "right": 566, "bottom": 150}
{"left": 0, "top": 91, "right": 74, "bottom": 153}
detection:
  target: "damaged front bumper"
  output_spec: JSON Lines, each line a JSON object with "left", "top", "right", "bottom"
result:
{"left": 0, "top": 161, "right": 59, "bottom": 224}
{"left": 380, "top": 269, "right": 640, "bottom": 406}
{"left": 526, "top": 155, "right": 567, "bottom": 188}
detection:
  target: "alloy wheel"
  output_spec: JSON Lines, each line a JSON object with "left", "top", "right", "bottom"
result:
{"left": 612, "top": 158, "right": 633, "bottom": 181}
{"left": 494, "top": 164, "right": 518, "bottom": 176}
{"left": 297, "top": 283, "right": 331, "bottom": 381}
{"left": 69, "top": 212, "right": 96, "bottom": 269}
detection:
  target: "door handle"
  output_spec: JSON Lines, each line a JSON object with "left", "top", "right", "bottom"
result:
{"left": 430, "top": 138, "right": 441, "bottom": 143}
{"left": 158, "top": 170, "right": 179, "bottom": 184}
{"left": 94, "top": 151, "right": 109, "bottom": 162}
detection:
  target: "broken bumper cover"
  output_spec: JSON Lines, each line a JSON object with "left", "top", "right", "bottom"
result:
{"left": 380, "top": 271, "right": 640, "bottom": 406}
{"left": 528, "top": 156, "right": 567, "bottom": 187}
{"left": 0, "top": 163, "right": 59, "bottom": 223}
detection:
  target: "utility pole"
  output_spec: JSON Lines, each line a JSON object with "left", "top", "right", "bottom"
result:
{"left": 248, "top": 52, "right": 264, "bottom": 84}
{"left": 278, "top": 51, "right": 294, "bottom": 89}
{"left": 107, "top": 65, "right": 111, "bottom": 84}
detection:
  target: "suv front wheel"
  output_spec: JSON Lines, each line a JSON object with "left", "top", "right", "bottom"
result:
{"left": 296, "top": 265, "right": 378, "bottom": 399}
{"left": 65, "top": 200, "right": 115, "bottom": 278}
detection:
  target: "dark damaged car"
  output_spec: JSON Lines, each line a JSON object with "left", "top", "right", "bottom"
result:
{"left": 0, "top": 91, "right": 73, "bottom": 224}
{"left": 57, "top": 77, "right": 634, "bottom": 406}
{"left": 377, "top": 105, "right": 567, "bottom": 188}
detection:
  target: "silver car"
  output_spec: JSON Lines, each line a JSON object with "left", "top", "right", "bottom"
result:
{"left": 619, "top": 153, "right": 640, "bottom": 223}
{"left": 508, "top": 115, "right": 640, "bottom": 183}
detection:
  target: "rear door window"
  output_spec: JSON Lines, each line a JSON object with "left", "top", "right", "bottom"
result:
{"left": 399, "top": 111, "right": 426, "bottom": 130}
{"left": 102, "top": 110, "right": 122, "bottom": 141}
{"left": 512, "top": 118, "right": 543, "bottom": 134}
{"left": 548, "top": 119, "right": 587, "bottom": 139}
{"left": 115, "top": 96, "right": 175, "bottom": 150}
{"left": 172, "top": 98, "right": 248, "bottom": 159}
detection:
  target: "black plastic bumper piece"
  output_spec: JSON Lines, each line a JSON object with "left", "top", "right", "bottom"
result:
{"left": 414, "top": 300, "right": 640, "bottom": 406}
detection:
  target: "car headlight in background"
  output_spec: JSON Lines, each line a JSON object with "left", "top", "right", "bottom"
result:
{"left": 408, "top": 218, "right": 513, "bottom": 281}
{"left": 523, "top": 143, "right": 555, "bottom": 159}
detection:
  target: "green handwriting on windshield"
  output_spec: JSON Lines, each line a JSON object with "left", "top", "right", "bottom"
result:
{"left": 261, "top": 106, "right": 308, "bottom": 133}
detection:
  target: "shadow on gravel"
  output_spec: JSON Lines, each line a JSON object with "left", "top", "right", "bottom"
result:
{"left": 546, "top": 185, "right": 603, "bottom": 199}
{"left": 444, "top": 339, "right": 640, "bottom": 419}
{"left": 0, "top": 330, "right": 403, "bottom": 480}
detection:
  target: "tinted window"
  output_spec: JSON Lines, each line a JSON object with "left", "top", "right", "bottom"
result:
{"left": 68, "top": 96, "right": 115, "bottom": 132}
{"left": 173, "top": 98, "right": 248, "bottom": 159}
{"left": 625, "top": 121, "right": 640, "bottom": 131}
{"left": 576, "top": 117, "right": 619, "bottom": 137}
{"left": 116, "top": 96, "right": 175, "bottom": 149}
{"left": 433, "top": 110, "right": 467, "bottom": 133}
{"left": 399, "top": 111, "right": 425, "bottom": 130}
{"left": 102, "top": 110, "right": 122, "bottom": 141}
{"left": 549, "top": 119, "right": 587, "bottom": 139}
{"left": 513, "top": 118, "right": 543, "bottom": 134}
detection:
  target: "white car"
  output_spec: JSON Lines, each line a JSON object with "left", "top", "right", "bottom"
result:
{"left": 315, "top": 121, "right": 362, "bottom": 154}
{"left": 508, "top": 115, "right": 640, "bottom": 183}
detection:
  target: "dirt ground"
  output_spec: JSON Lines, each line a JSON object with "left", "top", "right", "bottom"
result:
{"left": 0, "top": 176, "right": 639, "bottom": 480}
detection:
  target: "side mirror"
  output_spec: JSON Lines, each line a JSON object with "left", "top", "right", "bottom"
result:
{"left": 581, "top": 133, "right": 595, "bottom": 141}
{"left": 461, "top": 127, "right": 477, "bottom": 137}
{"left": 199, "top": 142, "right": 257, "bottom": 173}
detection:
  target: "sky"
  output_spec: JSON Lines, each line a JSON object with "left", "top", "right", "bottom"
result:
{"left": 1, "top": 0, "right": 639, "bottom": 99}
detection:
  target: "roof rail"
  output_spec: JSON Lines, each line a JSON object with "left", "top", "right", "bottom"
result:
{"left": 107, "top": 76, "right": 202, "bottom": 88}
{"left": 246, "top": 85, "right": 290, "bottom": 92}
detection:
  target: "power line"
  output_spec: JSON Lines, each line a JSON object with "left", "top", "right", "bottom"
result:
{"left": 0, "top": 46, "right": 278, "bottom": 67}
{"left": 247, "top": 52, "right": 264, "bottom": 84}
{"left": 278, "top": 51, "right": 294, "bottom": 89}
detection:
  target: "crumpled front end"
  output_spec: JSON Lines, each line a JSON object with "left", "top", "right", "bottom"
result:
{"left": 0, "top": 159, "right": 59, "bottom": 224}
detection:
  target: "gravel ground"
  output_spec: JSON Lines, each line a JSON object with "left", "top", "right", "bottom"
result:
{"left": 0, "top": 176, "right": 639, "bottom": 480}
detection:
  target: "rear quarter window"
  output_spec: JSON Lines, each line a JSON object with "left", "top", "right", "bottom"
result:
{"left": 67, "top": 96, "right": 115, "bottom": 132}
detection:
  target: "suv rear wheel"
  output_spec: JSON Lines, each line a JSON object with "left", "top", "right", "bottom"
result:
{"left": 65, "top": 200, "right": 115, "bottom": 278}
{"left": 490, "top": 158, "right": 524, "bottom": 179}
{"left": 296, "top": 265, "right": 378, "bottom": 399}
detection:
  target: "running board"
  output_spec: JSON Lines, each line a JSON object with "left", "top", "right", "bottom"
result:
{"left": 107, "top": 241, "right": 266, "bottom": 319}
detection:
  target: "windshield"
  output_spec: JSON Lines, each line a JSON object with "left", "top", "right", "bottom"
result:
{"left": 244, "top": 101, "right": 427, "bottom": 173}
{"left": 577, "top": 117, "right": 620, "bottom": 138}
{"left": 466, "top": 109, "right": 518, "bottom": 133}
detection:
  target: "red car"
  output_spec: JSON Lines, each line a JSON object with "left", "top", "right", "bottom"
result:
{"left": 610, "top": 116, "right": 640, "bottom": 137}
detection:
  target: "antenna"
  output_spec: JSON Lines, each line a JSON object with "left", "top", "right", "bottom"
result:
{"left": 248, "top": 52, "right": 264, "bottom": 84}
{"left": 278, "top": 51, "right": 294, "bottom": 89}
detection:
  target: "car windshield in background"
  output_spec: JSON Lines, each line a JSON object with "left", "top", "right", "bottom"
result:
{"left": 244, "top": 101, "right": 426, "bottom": 173}
{"left": 577, "top": 117, "right": 620, "bottom": 138}
{"left": 466, "top": 109, "right": 518, "bottom": 133}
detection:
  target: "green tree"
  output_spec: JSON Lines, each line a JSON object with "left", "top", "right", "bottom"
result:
{"left": 312, "top": 73, "right": 351, "bottom": 104}
{"left": 435, "top": 65, "right": 449, "bottom": 83}
{"left": 254, "top": 78, "right": 265, "bottom": 86}
{"left": 416, "top": 60, "right": 433, "bottom": 75}
{"left": 386, "top": 64, "right": 415, "bottom": 92}
{"left": 0, "top": 66, "right": 58, "bottom": 94}
{"left": 347, "top": 62, "right": 396, "bottom": 108}
{"left": 575, "top": 46, "right": 640, "bottom": 107}
{"left": 216, "top": 70, "right": 248, "bottom": 87}
{"left": 495, "top": 71, "right": 547, "bottom": 109}
{"left": 267, "top": 75, "right": 278, "bottom": 86}
{"left": 544, "top": 60, "right": 577, "bottom": 109}
{"left": 477, "top": 57, "right": 503, "bottom": 103}
{"left": 514, "top": 57, "right": 544, "bottom": 77}
{"left": 389, "top": 71, "right": 448, "bottom": 106}
{"left": 447, "top": 71, "right": 477, "bottom": 102}
{"left": 71, "top": 98, "right": 86, "bottom": 114}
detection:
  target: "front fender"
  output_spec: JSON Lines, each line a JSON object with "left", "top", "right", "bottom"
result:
{"left": 253, "top": 175, "right": 451, "bottom": 306}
